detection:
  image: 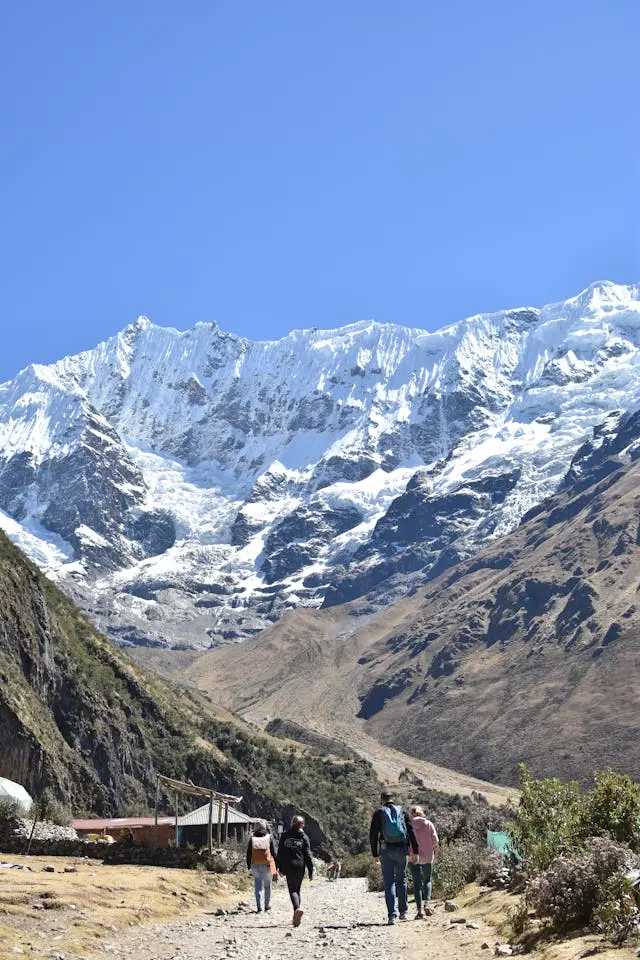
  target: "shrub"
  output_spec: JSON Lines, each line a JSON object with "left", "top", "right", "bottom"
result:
{"left": 582, "top": 771, "right": 640, "bottom": 851}
{"left": 527, "top": 853, "right": 600, "bottom": 927}
{"left": 33, "top": 790, "right": 72, "bottom": 827}
{"left": 526, "top": 838, "right": 633, "bottom": 930}
{"left": 593, "top": 873, "right": 640, "bottom": 944}
{"left": 342, "top": 852, "right": 372, "bottom": 878}
{"left": 432, "top": 841, "right": 476, "bottom": 899}
{"left": 366, "top": 860, "right": 384, "bottom": 892}
{"left": 508, "top": 764, "right": 584, "bottom": 872}
{"left": 0, "top": 797, "right": 22, "bottom": 830}
{"left": 507, "top": 897, "right": 531, "bottom": 936}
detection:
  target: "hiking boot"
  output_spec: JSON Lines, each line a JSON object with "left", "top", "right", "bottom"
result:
{"left": 415, "top": 911, "right": 424, "bottom": 919}
{"left": 399, "top": 913, "right": 408, "bottom": 921}
{"left": 264, "top": 905, "right": 271, "bottom": 912}
{"left": 424, "top": 905, "right": 435, "bottom": 916}
{"left": 293, "top": 908, "right": 304, "bottom": 927}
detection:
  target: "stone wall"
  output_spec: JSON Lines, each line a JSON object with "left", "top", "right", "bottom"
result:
{"left": 0, "top": 834, "right": 110, "bottom": 858}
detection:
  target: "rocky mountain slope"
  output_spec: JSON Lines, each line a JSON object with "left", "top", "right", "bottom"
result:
{"left": 185, "top": 406, "right": 640, "bottom": 786}
{"left": 0, "top": 529, "right": 381, "bottom": 851}
{"left": 1, "top": 281, "right": 640, "bottom": 647}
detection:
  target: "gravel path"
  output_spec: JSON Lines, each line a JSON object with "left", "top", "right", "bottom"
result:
{"left": 95, "top": 878, "right": 495, "bottom": 960}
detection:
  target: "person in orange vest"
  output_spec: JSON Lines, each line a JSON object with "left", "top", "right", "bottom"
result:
{"left": 246, "top": 819, "right": 277, "bottom": 912}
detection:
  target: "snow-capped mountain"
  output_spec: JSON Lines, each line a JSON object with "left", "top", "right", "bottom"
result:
{"left": 1, "top": 280, "right": 639, "bottom": 648}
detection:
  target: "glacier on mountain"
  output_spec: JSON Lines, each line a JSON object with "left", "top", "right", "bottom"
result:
{"left": 0, "top": 280, "right": 639, "bottom": 647}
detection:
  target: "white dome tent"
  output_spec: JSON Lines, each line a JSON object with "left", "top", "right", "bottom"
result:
{"left": 0, "top": 777, "right": 33, "bottom": 814}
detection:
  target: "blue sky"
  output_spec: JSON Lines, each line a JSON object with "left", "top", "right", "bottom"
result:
{"left": 1, "top": 0, "right": 638, "bottom": 382}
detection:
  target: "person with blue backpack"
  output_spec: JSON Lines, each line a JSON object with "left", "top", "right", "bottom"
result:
{"left": 369, "top": 790, "right": 419, "bottom": 925}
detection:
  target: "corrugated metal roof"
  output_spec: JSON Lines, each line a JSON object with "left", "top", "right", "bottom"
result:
{"left": 73, "top": 818, "right": 173, "bottom": 830}
{"left": 177, "top": 803, "right": 257, "bottom": 827}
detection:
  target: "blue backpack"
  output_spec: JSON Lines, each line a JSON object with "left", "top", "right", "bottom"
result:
{"left": 380, "top": 804, "right": 407, "bottom": 843}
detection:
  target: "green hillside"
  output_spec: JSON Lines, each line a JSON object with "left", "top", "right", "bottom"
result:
{"left": 0, "top": 531, "right": 379, "bottom": 853}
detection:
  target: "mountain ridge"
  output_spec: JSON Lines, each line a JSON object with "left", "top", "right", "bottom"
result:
{"left": 1, "top": 280, "right": 639, "bottom": 648}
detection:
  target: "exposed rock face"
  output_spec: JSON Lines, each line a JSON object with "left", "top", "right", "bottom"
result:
{"left": 1, "top": 282, "right": 640, "bottom": 647}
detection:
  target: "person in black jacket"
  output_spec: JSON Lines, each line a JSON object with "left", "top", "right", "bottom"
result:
{"left": 370, "top": 791, "right": 418, "bottom": 925}
{"left": 276, "top": 814, "right": 314, "bottom": 926}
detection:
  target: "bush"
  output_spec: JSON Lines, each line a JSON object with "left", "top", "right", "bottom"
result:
{"left": 527, "top": 853, "right": 600, "bottom": 927}
{"left": 0, "top": 797, "right": 22, "bottom": 827}
{"left": 526, "top": 838, "right": 633, "bottom": 930}
{"left": 508, "top": 764, "right": 584, "bottom": 872}
{"left": 593, "top": 873, "right": 640, "bottom": 944}
{"left": 509, "top": 766, "right": 640, "bottom": 873}
{"left": 366, "top": 860, "right": 384, "bottom": 892}
{"left": 507, "top": 897, "right": 531, "bottom": 936}
{"left": 432, "top": 842, "right": 475, "bottom": 899}
{"left": 33, "top": 790, "right": 72, "bottom": 827}
{"left": 582, "top": 771, "right": 640, "bottom": 852}
{"left": 342, "top": 853, "right": 372, "bottom": 878}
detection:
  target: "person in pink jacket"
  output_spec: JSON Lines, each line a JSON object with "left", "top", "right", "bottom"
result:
{"left": 410, "top": 805, "right": 439, "bottom": 918}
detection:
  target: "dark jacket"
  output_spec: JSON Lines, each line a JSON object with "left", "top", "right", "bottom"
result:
{"left": 369, "top": 803, "right": 418, "bottom": 857}
{"left": 246, "top": 832, "right": 277, "bottom": 869}
{"left": 276, "top": 827, "right": 314, "bottom": 878}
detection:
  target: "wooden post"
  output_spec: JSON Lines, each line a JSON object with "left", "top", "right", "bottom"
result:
{"left": 174, "top": 791, "right": 179, "bottom": 847}
{"left": 24, "top": 811, "right": 39, "bottom": 857}
{"left": 216, "top": 799, "right": 223, "bottom": 847}
{"left": 154, "top": 776, "right": 160, "bottom": 849}
{"left": 223, "top": 802, "right": 229, "bottom": 845}
{"left": 207, "top": 792, "right": 214, "bottom": 855}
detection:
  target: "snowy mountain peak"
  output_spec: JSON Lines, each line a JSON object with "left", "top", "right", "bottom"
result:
{"left": 1, "top": 281, "right": 639, "bottom": 648}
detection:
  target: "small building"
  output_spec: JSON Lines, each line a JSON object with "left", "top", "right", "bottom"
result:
{"left": 72, "top": 817, "right": 174, "bottom": 847}
{"left": 177, "top": 803, "right": 256, "bottom": 848}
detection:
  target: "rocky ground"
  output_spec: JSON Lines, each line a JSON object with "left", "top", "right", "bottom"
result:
{"left": 94, "top": 878, "right": 500, "bottom": 960}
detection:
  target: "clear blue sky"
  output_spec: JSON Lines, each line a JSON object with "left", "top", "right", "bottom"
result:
{"left": 1, "top": 0, "right": 638, "bottom": 382}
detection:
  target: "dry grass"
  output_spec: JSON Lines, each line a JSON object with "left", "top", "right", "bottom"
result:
{"left": 0, "top": 854, "right": 248, "bottom": 960}
{"left": 447, "top": 885, "right": 639, "bottom": 960}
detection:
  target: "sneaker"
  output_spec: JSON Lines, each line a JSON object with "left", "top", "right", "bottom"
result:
{"left": 293, "top": 908, "right": 304, "bottom": 927}
{"left": 424, "top": 906, "right": 435, "bottom": 916}
{"left": 255, "top": 907, "right": 262, "bottom": 913}
{"left": 399, "top": 913, "right": 408, "bottom": 921}
{"left": 264, "top": 905, "right": 271, "bottom": 912}
{"left": 415, "top": 911, "right": 424, "bottom": 919}
{"left": 387, "top": 916, "right": 396, "bottom": 925}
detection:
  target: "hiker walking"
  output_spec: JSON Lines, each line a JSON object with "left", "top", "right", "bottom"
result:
{"left": 276, "top": 814, "right": 314, "bottom": 926}
{"left": 246, "top": 819, "right": 277, "bottom": 913}
{"left": 370, "top": 790, "right": 418, "bottom": 925}
{"left": 409, "top": 805, "right": 439, "bottom": 918}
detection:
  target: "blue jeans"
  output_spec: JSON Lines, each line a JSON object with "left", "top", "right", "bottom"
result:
{"left": 380, "top": 844, "right": 408, "bottom": 920}
{"left": 251, "top": 863, "right": 272, "bottom": 909}
{"left": 410, "top": 862, "right": 433, "bottom": 911}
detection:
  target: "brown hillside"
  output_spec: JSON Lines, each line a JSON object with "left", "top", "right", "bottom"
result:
{"left": 187, "top": 455, "right": 640, "bottom": 787}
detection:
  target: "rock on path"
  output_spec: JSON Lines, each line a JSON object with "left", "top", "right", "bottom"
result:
{"left": 94, "top": 878, "right": 493, "bottom": 960}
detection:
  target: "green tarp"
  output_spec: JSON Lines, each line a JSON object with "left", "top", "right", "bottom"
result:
{"left": 487, "top": 830, "right": 520, "bottom": 860}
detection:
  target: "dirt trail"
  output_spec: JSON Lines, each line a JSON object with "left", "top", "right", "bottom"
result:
{"left": 91, "top": 878, "right": 498, "bottom": 960}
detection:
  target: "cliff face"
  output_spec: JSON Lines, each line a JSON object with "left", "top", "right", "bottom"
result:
{"left": 0, "top": 531, "right": 379, "bottom": 855}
